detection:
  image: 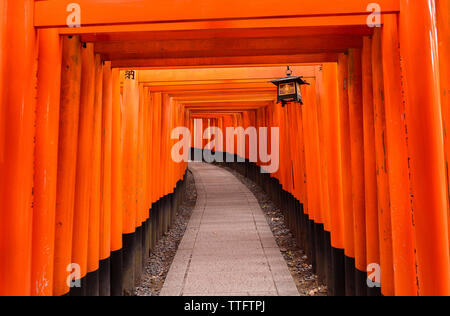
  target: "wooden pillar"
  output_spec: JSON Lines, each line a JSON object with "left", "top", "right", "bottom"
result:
{"left": 372, "top": 29, "right": 395, "bottom": 296}
{"left": 314, "top": 68, "right": 332, "bottom": 235}
{"left": 337, "top": 53, "right": 356, "bottom": 296}
{"left": 152, "top": 93, "right": 162, "bottom": 203}
{"left": 86, "top": 54, "right": 104, "bottom": 296}
{"left": 0, "top": 0, "right": 6, "bottom": 164}
{"left": 381, "top": 15, "right": 418, "bottom": 296}
{"left": 122, "top": 70, "right": 140, "bottom": 294}
{"left": 110, "top": 68, "right": 123, "bottom": 296}
{"left": 0, "top": 0, "right": 37, "bottom": 296}
{"left": 361, "top": 36, "right": 381, "bottom": 295}
{"left": 71, "top": 43, "right": 96, "bottom": 295}
{"left": 436, "top": 0, "right": 450, "bottom": 253}
{"left": 321, "top": 64, "right": 345, "bottom": 252}
{"left": 348, "top": 48, "right": 367, "bottom": 295}
{"left": 122, "top": 71, "right": 139, "bottom": 235}
{"left": 31, "top": 28, "right": 62, "bottom": 296}
{"left": 399, "top": 0, "right": 450, "bottom": 295}
{"left": 100, "top": 61, "right": 113, "bottom": 296}
{"left": 53, "top": 35, "right": 82, "bottom": 296}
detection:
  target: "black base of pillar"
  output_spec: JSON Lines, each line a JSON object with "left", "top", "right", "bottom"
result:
{"left": 69, "top": 276, "right": 87, "bottom": 296}
{"left": 330, "top": 247, "right": 346, "bottom": 296}
{"left": 99, "top": 257, "right": 111, "bottom": 296}
{"left": 110, "top": 249, "right": 123, "bottom": 296}
{"left": 122, "top": 232, "right": 136, "bottom": 296}
{"left": 345, "top": 256, "right": 356, "bottom": 296}
{"left": 134, "top": 225, "right": 143, "bottom": 286}
{"left": 367, "top": 283, "right": 382, "bottom": 296}
{"left": 86, "top": 269, "right": 100, "bottom": 296}
{"left": 355, "top": 268, "right": 368, "bottom": 296}
{"left": 324, "top": 231, "right": 333, "bottom": 292}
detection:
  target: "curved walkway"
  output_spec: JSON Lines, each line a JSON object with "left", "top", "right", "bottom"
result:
{"left": 160, "top": 163, "right": 299, "bottom": 296}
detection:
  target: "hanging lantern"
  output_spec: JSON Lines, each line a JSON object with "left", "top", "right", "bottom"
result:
{"left": 270, "top": 66, "right": 310, "bottom": 107}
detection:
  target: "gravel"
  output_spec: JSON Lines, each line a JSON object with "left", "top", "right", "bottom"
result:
{"left": 134, "top": 169, "right": 197, "bottom": 296}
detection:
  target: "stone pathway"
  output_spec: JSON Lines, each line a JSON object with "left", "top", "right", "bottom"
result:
{"left": 160, "top": 163, "right": 299, "bottom": 296}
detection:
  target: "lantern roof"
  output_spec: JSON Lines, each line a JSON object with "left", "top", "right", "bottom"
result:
{"left": 269, "top": 76, "right": 310, "bottom": 85}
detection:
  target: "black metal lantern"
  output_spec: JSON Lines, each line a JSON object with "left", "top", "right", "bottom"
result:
{"left": 270, "top": 66, "right": 310, "bottom": 107}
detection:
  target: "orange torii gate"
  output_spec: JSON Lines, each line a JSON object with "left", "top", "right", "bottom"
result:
{"left": 0, "top": 0, "right": 449, "bottom": 297}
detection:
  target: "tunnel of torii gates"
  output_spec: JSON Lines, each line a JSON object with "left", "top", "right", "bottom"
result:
{"left": 0, "top": 0, "right": 449, "bottom": 297}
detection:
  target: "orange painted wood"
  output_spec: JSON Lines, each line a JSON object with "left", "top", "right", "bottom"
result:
{"left": 381, "top": 15, "right": 418, "bottom": 296}
{"left": 400, "top": 0, "right": 450, "bottom": 296}
{"left": 372, "top": 29, "right": 395, "bottom": 296}
{"left": 72, "top": 43, "right": 96, "bottom": 280}
{"left": 135, "top": 67, "right": 315, "bottom": 84}
{"left": 137, "top": 84, "right": 146, "bottom": 225}
{"left": 145, "top": 89, "right": 154, "bottom": 207}
{"left": 95, "top": 36, "right": 361, "bottom": 62}
{"left": 151, "top": 93, "right": 162, "bottom": 202}
{"left": 301, "top": 86, "right": 315, "bottom": 221}
{"left": 0, "top": 0, "right": 6, "bottom": 164}
{"left": 287, "top": 103, "right": 301, "bottom": 200}
{"left": 78, "top": 25, "right": 373, "bottom": 41}
{"left": 34, "top": 0, "right": 400, "bottom": 27}
{"left": 122, "top": 71, "right": 140, "bottom": 234}
{"left": 308, "top": 80, "right": 325, "bottom": 225}
{"left": 361, "top": 36, "right": 380, "bottom": 280}
{"left": 321, "top": 63, "right": 345, "bottom": 250}
{"left": 315, "top": 67, "right": 332, "bottom": 232}
{"left": 64, "top": 17, "right": 375, "bottom": 38}
{"left": 436, "top": 0, "right": 450, "bottom": 252}
{"left": 100, "top": 61, "right": 113, "bottom": 261}
{"left": 87, "top": 54, "right": 103, "bottom": 274}
{"left": 111, "top": 68, "right": 123, "bottom": 252}
{"left": 31, "top": 28, "right": 62, "bottom": 296}
{"left": 112, "top": 54, "right": 339, "bottom": 69}
{"left": 53, "top": 35, "right": 82, "bottom": 296}
{"left": 295, "top": 98, "right": 308, "bottom": 207}
{"left": 337, "top": 53, "right": 355, "bottom": 259}
{"left": 0, "top": 0, "right": 37, "bottom": 296}
{"left": 347, "top": 48, "right": 367, "bottom": 272}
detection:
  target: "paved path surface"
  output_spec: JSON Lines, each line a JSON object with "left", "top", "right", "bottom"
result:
{"left": 160, "top": 163, "right": 299, "bottom": 296}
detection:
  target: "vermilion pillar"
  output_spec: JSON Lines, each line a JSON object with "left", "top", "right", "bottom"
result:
{"left": 400, "top": 0, "right": 450, "bottom": 295}
{"left": 110, "top": 68, "right": 123, "bottom": 296}
{"left": 361, "top": 36, "right": 380, "bottom": 295}
{"left": 337, "top": 53, "right": 356, "bottom": 296}
{"left": 152, "top": 93, "right": 162, "bottom": 202}
{"left": 318, "top": 63, "right": 346, "bottom": 295}
{"left": 31, "top": 28, "right": 62, "bottom": 296}
{"left": 0, "top": 0, "right": 6, "bottom": 162}
{"left": 372, "top": 29, "right": 395, "bottom": 296}
{"left": 436, "top": 0, "right": 450, "bottom": 252}
{"left": 122, "top": 71, "right": 139, "bottom": 235}
{"left": 146, "top": 90, "right": 154, "bottom": 206}
{"left": 71, "top": 43, "right": 96, "bottom": 294}
{"left": 321, "top": 64, "right": 344, "bottom": 252}
{"left": 53, "top": 35, "right": 82, "bottom": 296}
{"left": 100, "top": 61, "right": 113, "bottom": 296}
{"left": 381, "top": 15, "right": 418, "bottom": 296}
{"left": 86, "top": 54, "right": 104, "bottom": 295}
{"left": 347, "top": 49, "right": 367, "bottom": 296}
{"left": 122, "top": 70, "right": 139, "bottom": 294}
{"left": 314, "top": 68, "right": 331, "bottom": 235}
{"left": 0, "top": 0, "right": 36, "bottom": 296}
